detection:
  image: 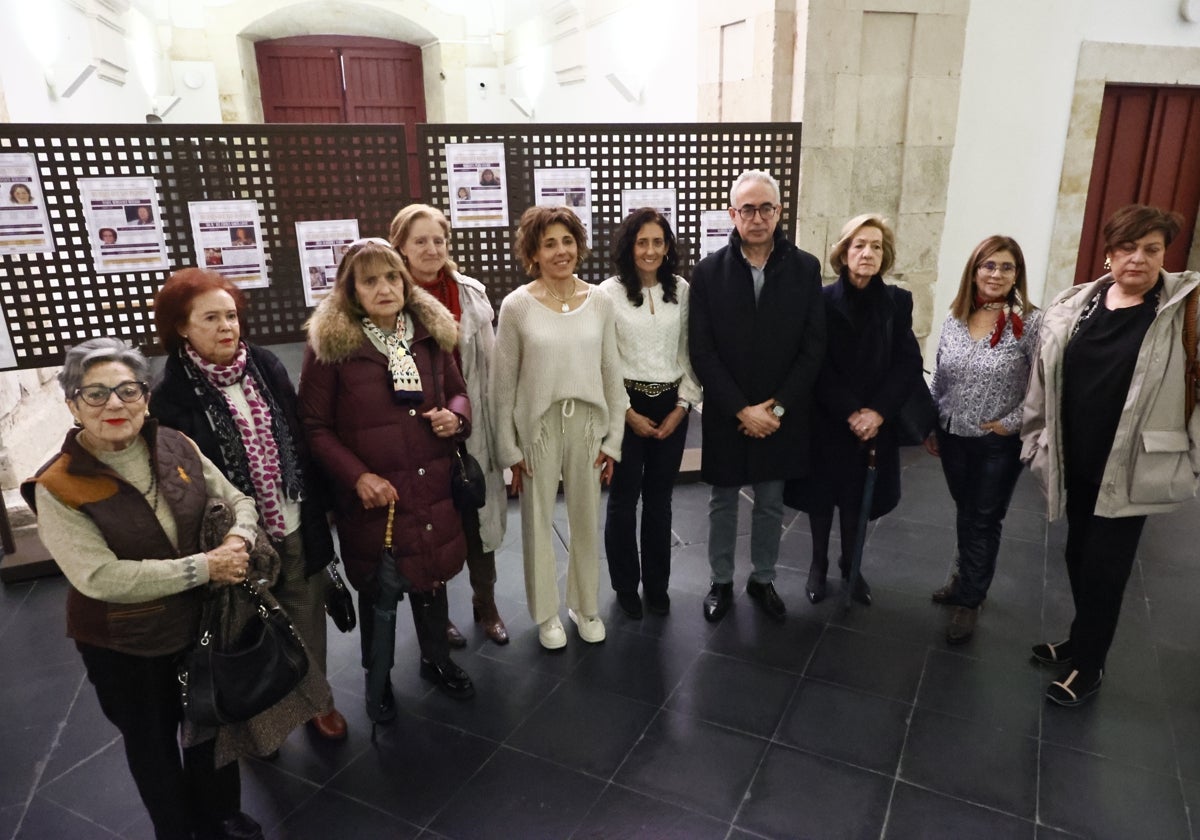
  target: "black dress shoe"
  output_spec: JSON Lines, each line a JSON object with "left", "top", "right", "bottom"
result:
{"left": 746, "top": 579, "right": 786, "bottom": 622}
{"left": 645, "top": 590, "right": 671, "bottom": 616}
{"left": 420, "top": 657, "right": 475, "bottom": 699}
{"left": 196, "top": 811, "right": 264, "bottom": 840}
{"left": 839, "top": 562, "right": 873, "bottom": 606}
{"left": 805, "top": 563, "right": 827, "bottom": 604}
{"left": 703, "top": 582, "right": 733, "bottom": 623}
{"left": 616, "top": 590, "right": 643, "bottom": 619}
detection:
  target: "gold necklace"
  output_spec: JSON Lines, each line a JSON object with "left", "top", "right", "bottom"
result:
{"left": 542, "top": 278, "right": 578, "bottom": 312}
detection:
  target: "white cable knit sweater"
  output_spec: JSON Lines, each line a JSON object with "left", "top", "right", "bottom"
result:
{"left": 490, "top": 284, "right": 628, "bottom": 468}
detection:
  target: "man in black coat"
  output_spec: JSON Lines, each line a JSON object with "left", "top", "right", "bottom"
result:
{"left": 689, "top": 169, "right": 825, "bottom": 623}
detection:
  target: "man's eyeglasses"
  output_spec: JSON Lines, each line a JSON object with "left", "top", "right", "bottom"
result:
{"left": 735, "top": 204, "right": 779, "bottom": 221}
{"left": 978, "top": 261, "right": 1017, "bottom": 276}
{"left": 75, "top": 381, "right": 149, "bottom": 407}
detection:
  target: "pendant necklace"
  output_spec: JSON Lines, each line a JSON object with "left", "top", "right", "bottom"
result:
{"left": 544, "top": 279, "right": 577, "bottom": 313}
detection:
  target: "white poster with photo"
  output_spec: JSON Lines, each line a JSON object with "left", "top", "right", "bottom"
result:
{"left": 446, "top": 142, "right": 509, "bottom": 229}
{"left": 78, "top": 177, "right": 169, "bottom": 273}
{"left": 296, "top": 219, "right": 359, "bottom": 307}
{"left": 0, "top": 153, "right": 54, "bottom": 255}
{"left": 533, "top": 168, "right": 592, "bottom": 245}
{"left": 700, "top": 209, "right": 736, "bottom": 258}
{"left": 622, "top": 188, "right": 677, "bottom": 232}
{"left": 188, "top": 200, "right": 268, "bottom": 289}
{"left": 0, "top": 308, "right": 15, "bottom": 370}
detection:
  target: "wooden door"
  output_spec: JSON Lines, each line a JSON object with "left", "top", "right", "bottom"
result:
{"left": 1076, "top": 84, "right": 1200, "bottom": 285}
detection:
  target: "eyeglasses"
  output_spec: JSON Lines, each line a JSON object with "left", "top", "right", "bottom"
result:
{"left": 735, "top": 204, "right": 779, "bottom": 221}
{"left": 75, "top": 381, "right": 149, "bottom": 407}
{"left": 978, "top": 261, "right": 1017, "bottom": 276}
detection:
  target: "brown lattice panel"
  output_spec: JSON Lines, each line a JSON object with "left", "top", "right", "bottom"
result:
{"left": 0, "top": 123, "right": 411, "bottom": 370}
{"left": 417, "top": 122, "right": 803, "bottom": 308}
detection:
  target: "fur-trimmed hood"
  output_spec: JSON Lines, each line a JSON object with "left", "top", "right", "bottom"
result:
{"left": 305, "top": 283, "right": 460, "bottom": 363}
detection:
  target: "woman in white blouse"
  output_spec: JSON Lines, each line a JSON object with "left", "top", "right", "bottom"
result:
{"left": 926, "top": 235, "right": 1041, "bottom": 644}
{"left": 600, "top": 209, "right": 702, "bottom": 619}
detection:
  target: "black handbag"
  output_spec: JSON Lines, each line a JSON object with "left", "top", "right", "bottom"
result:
{"left": 179, "top": 580, "right": 309, "bottom": 726}
{"left": 324, "top": 556, "right": 357, "bottom": 633}
{"left": 451, "top": 446, "right": 487, "bottom": 510}
{"left": 896, "top": 372, "right": 938, "bottom": 446}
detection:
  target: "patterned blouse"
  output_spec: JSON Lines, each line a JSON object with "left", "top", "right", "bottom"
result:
{"left": 929, "top": 309, "right": 1042, "bottom": 437}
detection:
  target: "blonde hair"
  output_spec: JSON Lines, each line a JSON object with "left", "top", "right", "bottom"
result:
{"left": 388, "top": 203, "right": 459, "bottom": 275}
{"left": 828, "top": 213, "right": 895, "bottom": 277}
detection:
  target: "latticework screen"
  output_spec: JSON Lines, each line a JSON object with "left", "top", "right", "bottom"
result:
{"left": 417, "top": 122, "right": 803, "bottom": 307}
{"left": 0, "top": 124, "right": 410, "bottom": 370}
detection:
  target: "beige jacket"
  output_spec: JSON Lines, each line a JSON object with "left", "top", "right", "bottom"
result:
{"left": 1021, "top": 270, "right": 1200, "bottom": 520}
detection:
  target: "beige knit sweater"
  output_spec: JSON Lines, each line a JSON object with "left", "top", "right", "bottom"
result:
{"left": 490, "top": 284, "right": 628, "bottom": 468}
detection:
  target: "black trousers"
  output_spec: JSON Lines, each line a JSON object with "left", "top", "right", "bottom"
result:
{"left": 937, "top": 429, "right": 1024, "bottom": 608}
{"left": 604, "top": 387, "right": 689, "bottom": 597}
{"left": 1063, "top": 477, "right": 1147, "bottom": 673}
{"left": 77, "top": 642, "right": 241, "bottom": 840}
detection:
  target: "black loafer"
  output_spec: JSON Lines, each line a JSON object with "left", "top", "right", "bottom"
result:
{"left": 806, "top": 565, "right": 827, "bottom": 604}
{"left": 196, "top": 812, "right": 264, "bottom": 840}
{"left": 746, "top": 579, "right": 786, "bottom": 622}
{"left": 703, "top": 582, "right": 733, "bottom": 623}
{"left": 1046, "top": 668, "right": 1102, "bottom": 707}
{"left": 616, "top": 590, "right": 643, "bottom": 619}
{"left": 1031, "top": 639, "right": 1073, "bottom": 666}
{"left": 645, "top": 590, "right": 671, "bottom": 616}
{"left": 420, "top": 657, "right": 475, "bottom": 700}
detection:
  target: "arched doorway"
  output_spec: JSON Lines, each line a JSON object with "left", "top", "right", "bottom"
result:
{"left": 256, "top": 36, "right": 427, "bottom": 195}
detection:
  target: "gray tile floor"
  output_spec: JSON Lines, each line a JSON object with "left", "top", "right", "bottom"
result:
{"left": 3, "top": 447, "right": 1200, "bottom": 839}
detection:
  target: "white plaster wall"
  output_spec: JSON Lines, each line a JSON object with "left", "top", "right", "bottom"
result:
{"left": 931, "top": 0, "right": 1200, "bottom": 357}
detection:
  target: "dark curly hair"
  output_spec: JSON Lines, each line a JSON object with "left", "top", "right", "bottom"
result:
{"left": 610, "top": 207, "right": 680, "bottom": 306}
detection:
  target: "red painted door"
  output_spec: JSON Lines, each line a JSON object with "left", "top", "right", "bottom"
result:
{"left": 255, "top": 37, "right": 426, "bottom": 195}
{"left": 1076, "top": 85, "right": 1200, "bottom": 285}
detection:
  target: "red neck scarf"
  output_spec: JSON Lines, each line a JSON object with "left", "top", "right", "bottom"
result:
{"left": 974, "top": 295, "right": 1024, "bottom": 347}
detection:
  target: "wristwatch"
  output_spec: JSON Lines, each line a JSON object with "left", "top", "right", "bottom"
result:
{"left": 771, "top": 403, "right": 786, "bottom": 418}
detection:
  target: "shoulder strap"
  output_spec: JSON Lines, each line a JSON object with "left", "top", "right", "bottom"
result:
{"left": 1184, "top": 287, "right": 1199, "bottom": 422}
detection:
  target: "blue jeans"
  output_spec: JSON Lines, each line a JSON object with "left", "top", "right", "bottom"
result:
{"left": 708, "top": 481, "right": 785, "bottom": 584}
{"left": 936, "top": 429, "right": 1023, "bottom": 608}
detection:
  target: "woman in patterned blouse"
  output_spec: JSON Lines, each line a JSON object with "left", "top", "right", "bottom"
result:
{"left": 926, "top": 236, "right": 1041, "bottom": 644}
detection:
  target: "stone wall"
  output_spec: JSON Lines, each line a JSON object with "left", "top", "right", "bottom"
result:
{"left": 0, "top": 369, "right": 71, "bottom": 491}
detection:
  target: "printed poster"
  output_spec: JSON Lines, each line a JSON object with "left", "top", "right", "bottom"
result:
{"left": 533, "top": 168, "right": 592, "bottom": 246}
{"left": 621, "top": 188, "right": 677, "bottom": 231}
{"left": 78, "top": 177, "right": 169, "bottom": 273}
{"left": 0, "top": 153, "right": 54, "bottom": 254}
{"left": 446, "top": 142, "right": 509, "bottom": 228}
{"left": 295, "top": 219, "right": 360, "bottom": 307}
{"left": 700, "top": 209, "right": 736, "bottom": 258}
{"left": 188, "top": 200, "right": 268, "bottom": 289}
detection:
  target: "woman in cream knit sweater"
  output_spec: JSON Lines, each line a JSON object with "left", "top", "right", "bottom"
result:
{"left": 491, "top": 206, "right": 628, "bottom": 650}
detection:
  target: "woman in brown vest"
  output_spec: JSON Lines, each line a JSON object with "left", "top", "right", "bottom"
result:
{"left": 23, "top": 337, "right": 264, "bottom": 840}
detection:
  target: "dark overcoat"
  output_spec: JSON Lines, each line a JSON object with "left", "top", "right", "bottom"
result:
{"left": 689, "top": 227, "right": 826, "bottom": 485}
{"left": 298, "top": 287, "right": 470, "bottom": 594}
{"left": 151, "top": 343, "right": 335, "bottom": 577}
{"left": 784, "top": 274, "right": 924, "bottom": 518}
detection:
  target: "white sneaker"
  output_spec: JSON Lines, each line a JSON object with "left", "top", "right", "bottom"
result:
{"left": 538, "top": 615, "right": 567, "bottom": 650}
{"left": 568, "top": 609, "right": 606, "bottom": 643}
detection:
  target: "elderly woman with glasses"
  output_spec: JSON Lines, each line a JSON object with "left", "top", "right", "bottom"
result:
{"left": 299, "top": 238, "right": 474, "bottom": 723}
{"left": 150, "top": 268, "right": 346, "bottom": 741}
{"left": 1024, "top": 205, "right": 1199, "bottom": 707}
{"left": 926, "top": 236, "right": 1041, "bottom": 645}
{"left": 22, "top": 337, "right": 264, "bottom": 840}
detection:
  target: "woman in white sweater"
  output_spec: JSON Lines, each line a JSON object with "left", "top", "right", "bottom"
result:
{"left": 491, "top": 206, "right": 628, "bottom": 650}
{"left": 599, "top": 209, "right": 701, "bottom": 619}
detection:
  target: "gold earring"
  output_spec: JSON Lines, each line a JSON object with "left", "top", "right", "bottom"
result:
{"left": 1103, "top": 256, "right": 1111, "bottom": 271}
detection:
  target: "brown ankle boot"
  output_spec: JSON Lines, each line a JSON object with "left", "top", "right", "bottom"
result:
{"left": 473, "top": 598, "right": 509, "bottom": 645}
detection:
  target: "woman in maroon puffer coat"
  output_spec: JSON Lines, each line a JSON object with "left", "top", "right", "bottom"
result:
{"left": 299, "top": 238, "right": 474, "bottom": 722}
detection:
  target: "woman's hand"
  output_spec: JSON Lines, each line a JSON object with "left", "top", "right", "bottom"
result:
{"left": 626, "top": 408, "right": 658, "bottom": 438}
{"left": 207, "top": 539, "right": 251, "bottom": 585}
{"left": 594, "top": 452, "right": 615, "bottom": 486}
{"left": 423, "top": 407, "right": 463, "bottom": 439}
{"left": 849, "top": 409, "right": 884, "bottom": 441}
{"left": 979, "top": 420, "right": 1011, "bottom": 436}
{"left": 355, "top": 472, "right": 399, "bottom": 509}
{"left": 923, "top": 432, "right": 940, "bottom": 457}
{"left": 654, "top": 407, "right": 687, "bottom": 440}
{"left": 509, "top": 460, "right": 529, "bottom": 495}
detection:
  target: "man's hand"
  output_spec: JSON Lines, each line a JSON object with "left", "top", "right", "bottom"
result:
{"left": 736, "top": 401, "right": 781, "bottom": 439}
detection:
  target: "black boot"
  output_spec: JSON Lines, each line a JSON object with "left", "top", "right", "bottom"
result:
{"left": 412, "top": 589, "right": 474, "bottom": 700}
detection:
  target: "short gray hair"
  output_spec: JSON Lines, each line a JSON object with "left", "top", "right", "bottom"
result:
{"left": 58, "top": 337, "right": 150, "bottom": 397}
{"left": 729, "top": 169, "right": 781, "bottom": 207}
